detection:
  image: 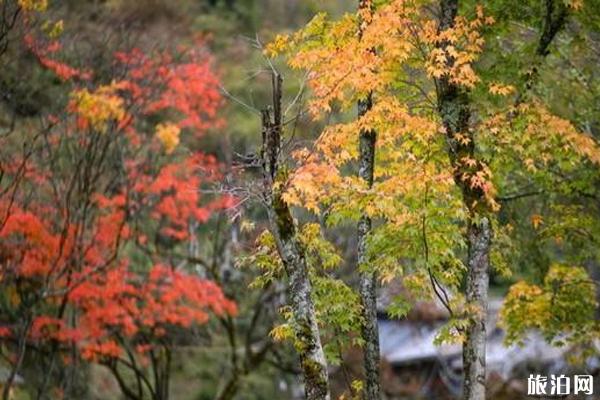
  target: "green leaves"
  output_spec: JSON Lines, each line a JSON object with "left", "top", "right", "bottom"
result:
{"left": 300, "top": 223, "right": 343, "bottom": 270}
{"left": 387, "top": 296, "right": 412, "bottom": 319}
{"left": 239, "top": 230, "right": 283, "bottom": 289}
{"left": 313, "top": 276, "right": 363, "bottom": 364}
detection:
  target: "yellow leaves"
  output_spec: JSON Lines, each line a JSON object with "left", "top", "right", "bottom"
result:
{"left": 481, "top": 102, "right": 600, "bottom": 199}
{"left": 300, "top": 223, "right": 343, "bottom": 269}
{"left": 565, "top": 129, "right": 600, "bottom": 165}
{"left": 521, "top": 102, "right": 600, "bottom": 166}
{"left": 453, "top": 132, "right": 471, "bottom": 146}
{"left": 426, "top": 46, "right": 480, "bottom": 87}
{"left": 379, "top": 271, "right": 396, "bottom": 285}
{"left": 269, "top": 323, "right": 293, "bottom": 342}
{"left": 264, "top": 34, "right": 291, "bottom": 58}
{"left": 42, "top": 19, "right": 64, "bottom": 38}
{"left": 564, "top": 0, "right": 583, "bottom": 10}
{"left": 523, "top": 158, "right": 536, "bottom": 172}
{"left": 426, "top": 49, "right": 447, "bottom": 79}
{"left": 361, "top": 0, "right": 415, "bottom": 61}
{"left": 350, "top": 381, "right": 364, "bottom": 399}
{"left": 456, "top": 158, "right": 498, "bottom": 210}
{"left": 357, "top": 0, "right": 373, "bottom": 25}
{"left": 155, "top": 123, "right": 181, "bottom": 154}
{"left": 461, "top": 157, "right": 477, "bottom": 168}
{"left": 239, "top": 219, "right": 256, "bottom": 233}
{"left": 488, "top": 82, "right": 515, "bottom": 96}
{"left": 50, "top": 20, "right": 63, "bottom": 37}
{"left": 500, "top": 280, "right": 548, "bottom": 344}
{"left": 277, "top": 1, "right": 419, "bottom": 117}
{"left": 501, "top": 265, "right": 597, "bottom": 345}
{"left": 70, "top": 82, "right": 126, "bottom": 132}
{"left": 278, "top": 1, "right": 494, "bottom": 111}
{"left": 530, "top": 214, "right": 543, "bottom": 229}
{"left": 454, "top": 64, "right": 479, "bottom": 88}
{"left": 505, "top": 280, "right": 543, "bottom": 301}
{"left": 475, "top": 5, "right": 495, "bottom": 25}
{"left": 18, "top": 0, "right": 47, "bottom": 11}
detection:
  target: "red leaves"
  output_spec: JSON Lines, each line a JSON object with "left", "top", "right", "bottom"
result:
{"left": 139, "top": 265, "right": 237, "bottom": 329}
{"left": 81, "top": 341, "right": 122, "bottom": 361}
{"left": 149, "top": 60, "right": 222, "bottom": 133}
{"left": 22, "top": 261, "right": 237, "bottom": 362}
{"left": 62, "top": 264, "right": 236, "bottom": 360}
{"left": 114, "top": 45, "right": 223, "bottom": 137}
{"left": 0, "top": 208, "right": 62, "bottom": 277}
{"left": 24, "top": 34, "right": 92, "bottom": 81}
{"left": 1, "top": 34, "right": 234, "bottom": 368}
{"left": 133, "top": 153, "right": 231, "bottom": 241}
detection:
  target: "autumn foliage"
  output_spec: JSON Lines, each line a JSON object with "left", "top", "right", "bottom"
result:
{"left": 3, "top": 0, "right": 600, "bottom": 399}
{"left": 0, "top": 23, "right": 235, "bottom": 391}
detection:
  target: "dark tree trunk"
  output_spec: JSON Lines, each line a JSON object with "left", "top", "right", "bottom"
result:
{"left": 518, "top": 0, "right": 568, "bottom": 104}
{"left": 434, "top": 0, "right": 570, "bottom": 398}
{"left": 436, "top": 1, "right": 492, "bottom": 399}
{"left": 357, "top": 96, "right": 380, "bottom": 400}
{"left": 537, "top": 0, "right": 567, "bottom": 57}
{"left": 260, "top": 73, "right": 330, "bottom": 400}
{"left": 356, "top": 2, "right": 381, "bottom": 398}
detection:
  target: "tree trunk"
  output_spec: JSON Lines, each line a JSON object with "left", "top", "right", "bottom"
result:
{"left": 357, "top": 97, "right": 380, "bottom": 400}
{"left": 517, "top": 0, "right": 567, "bottom": 104}
{"left": 462, "top": 217, "right": 491, "bottom": 400}
{"left": 356, "top": 2, "right": 381, "bottom": 397}
{"left": 436, "top": 1, "right": 491, "bottom": 399}
{"left": 261, "top": 72, "right": 330, "bottom": 400}
{"left": 434, "top": 1, "right": 570, "bottom": 398}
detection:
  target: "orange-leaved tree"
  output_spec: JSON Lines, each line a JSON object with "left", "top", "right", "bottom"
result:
{"left": 267, "top": 0, "right": 599, "bottom": 398}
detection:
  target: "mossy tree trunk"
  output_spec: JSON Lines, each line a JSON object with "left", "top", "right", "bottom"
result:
{"left": 356, "top": 1, "right": 380, "bottom": 399}
{"left": 260, "top": 72, "right": 330, "bottom": 400}
{"left": 436, "top": 1, "right": 491, "bottom": 399}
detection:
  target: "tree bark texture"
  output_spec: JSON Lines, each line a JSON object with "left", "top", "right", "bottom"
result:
{"left": 356, "top": 1, "right": 381, "bottom": 398}
{"left": 462, "top": 217, "right": 491, "bottom": 400}
{"left": 436, "top": 1, "right": 492, "bottom": 399}
{"left": 261, "top": 73, "right": 330, "bottom": 400}
{"left": 357, "top": 96, "right": 380, "bottom": 400}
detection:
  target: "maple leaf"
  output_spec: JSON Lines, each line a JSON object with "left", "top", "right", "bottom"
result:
{"left": 531, "top": 214, "right": 543, "bottom": 229}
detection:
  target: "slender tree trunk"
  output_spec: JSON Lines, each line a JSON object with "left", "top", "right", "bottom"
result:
{"left": 517, "top": 0, "right": 567, "bottom": 105}
{"left": 537, "top": 0, "right": 567, "bottom": 57}
{"left": 2, "top": 317, "right": 31, "bottom": 400}
{"left": 357, "top": 96, "right": 380, "bottom": 400}
{"left": 435, "top": 1, "right": 569, "bottom": 398}
{"left": 462, "top": 218, "right": 491, "bottom": 400}
{"left": 436, "top": 1, "right": 491, "bottom": 399}
{"left": 356, "top": 2, "right": 380, "bottom": 398}
{"left": 260, "top": 72, "right": 330, "bottom": 400}
{"left": 516, "top": 0, "right": 568, "bottom": 101}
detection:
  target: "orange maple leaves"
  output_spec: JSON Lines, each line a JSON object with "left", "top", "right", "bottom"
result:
{"left": 19, "top": 264, "right": 236, "bottom": 361}
{"left": 66, "top": 264, "right": 236, "bottom": 361}
{"left": 424, "top": 5, "right": 494, "bottom": 88}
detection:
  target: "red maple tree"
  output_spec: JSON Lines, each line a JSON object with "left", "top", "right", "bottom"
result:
{"left": 0, "top": 29, "right": 235, "bottom": 400}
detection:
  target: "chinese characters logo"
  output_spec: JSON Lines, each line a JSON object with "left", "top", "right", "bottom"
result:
{"left": 528, "top": 374, "right": 593, "bottom": 396}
